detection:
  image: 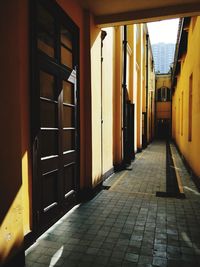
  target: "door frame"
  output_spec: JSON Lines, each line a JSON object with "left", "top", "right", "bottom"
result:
{"left": 30, "top": 0, "right": 80, "bottom": 236}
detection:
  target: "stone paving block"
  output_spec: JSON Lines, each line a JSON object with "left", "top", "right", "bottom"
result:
{"left": 25, "top": 260, "right": 34, "bottom": 267}
{"left": 25, "top": 141, "right": 200, "bottom": 267}
{"left": 29, "top": 263, "right": 46, "bottom": 267}
{"left": 139, "top": 255, "right": 153, "bottom": 264}
{"left": 122, "top": 261, "right": 137, "bottom": 267}
{"left": 152, "top": 257, "right": 167, "bottom": 267}
{"left": 125, "top": 252, "right": 139, "bottom": 263}
{"left": 154, "top": 244, "right": 167, "bottom": 252}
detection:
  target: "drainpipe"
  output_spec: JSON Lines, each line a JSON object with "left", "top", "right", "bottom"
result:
{"left": 155, "top": 77, "right": 157, "bottom": 138}
{"left": 145, "top": 34, "right": 149, "bottom": 147}
{"left": 122, "top": 25, "right": 128, "bottom": 166}
{"left": 100, "top": 30, "right": 107, "bottom": 180}
{"left": 170, "top": 68, "right": 173, "bottom": 140}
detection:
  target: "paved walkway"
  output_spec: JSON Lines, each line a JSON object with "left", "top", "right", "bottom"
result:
{"left": 26, "top": 141, "right": 200, "bottom": 267}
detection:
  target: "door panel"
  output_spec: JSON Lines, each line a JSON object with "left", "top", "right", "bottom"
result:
{"left": 62, "top": 151, "right": 76, "bottom": 162}
{"left": 63, "top": 81, "right": 74, "bottom": 104}
{"left": 63, "top": 163, "right": 76, "bottom": 196}
{"left": 31, "top": 0, "right": 79, "bottom": 232}
{"left": 61, "top": 26, "right": 72, "bottom": 49}
{"left": 40, "top": 71, "right": 56, "bottom": 99}
{"left": 40, "top": 130, "right": 58, "bottom": 157}
{"left": 41, "top": 156, "right": 59, "bottom": 173}
{"left": 37, "top": 3, "right": 55, "bottom": 58}
{"left": 61, "top": 47, "right": 73, "bottom": 68}
{"left": 63, "top": 105, "right": 75, "bottom": 127}
{"left": 60, "top": 75, "right": 77, "bottom": 206}
{"left": 40, "top": 101, "right": 58, "bottom": 128}
{"left": 42, "top": 170, "right": 59, "bottom": 211}
{"left": 62, "top": 130, "right": 75, "bottom": 151}
{"left": 38, "top": 66, "right": 77, "bottom": 227}
{"left": 39, "top": 66, "right": 60, "bottom": 226}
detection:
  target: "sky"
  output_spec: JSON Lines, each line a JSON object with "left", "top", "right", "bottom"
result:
{"left": 147, "top": 18, "right": 180, "bottom": 44}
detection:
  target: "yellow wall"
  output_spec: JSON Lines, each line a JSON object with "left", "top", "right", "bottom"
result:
{"left": 136, "top": 24, "right": 143, "bottom": 150}
{"left": 132, "top": 25, "right": 139, "bottom": 152}
{"left": 113, "top": 26, "right": 123, "bottom": 165}
{"left": 134, "top": 24, "right": 156, "bottom": 148}
{"left": 142, "top": 29, "right": 147, "bottom": 115}
{"left": 156, "top": 74, "right": 171, "bottom": 88}
{"left": 89, "top": 21, "right": 155, "bottom": 184}
{"left": 147, "top": 35, "right": 156, "bottom": 143}
{"left": 90, "top": 18, "right": 115, "bottom": 185}
{"left": 90, "top": 15, "right": 102, "bottom": 186}
{"left": 172, "top": 16, "right": 200, "bottom": 177}
{"left": 102, "top": 28, "right": 114, "bottom": 174}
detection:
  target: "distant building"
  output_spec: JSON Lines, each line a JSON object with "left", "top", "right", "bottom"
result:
{"left": 155, "top": 74, "right": 172, "bottom": 139}
{"left": 152, "top": 43, "right": 175, "bottom": 73}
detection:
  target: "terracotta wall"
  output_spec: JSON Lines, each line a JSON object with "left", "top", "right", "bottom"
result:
{"left": 0, "top": 0, "right": 28, "bottom": 265}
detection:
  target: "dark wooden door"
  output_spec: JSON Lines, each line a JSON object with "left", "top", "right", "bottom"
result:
{"left": 31, "top": 0, "right": 79, "bottom": 232}
{"left": 157, "top": 119, "right": 170, "bottom": 139}
{"left": 124, "top": 101, "right": 135, "bottom": 165}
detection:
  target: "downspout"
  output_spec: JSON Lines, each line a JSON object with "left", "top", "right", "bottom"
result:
{"left": 145, "top": 34, "right": 149, "bottom": 147}
{"left": 122, "top": 25, "right": 128, "bottom": 166}
{"left": 100, "top": 30, "right": 107, "bottom": 179}
{"left": 170, "top": 68, "right": 173, "bottom": 140}
{"left": 155, "top": 77, "right": 157, "bottom": 138}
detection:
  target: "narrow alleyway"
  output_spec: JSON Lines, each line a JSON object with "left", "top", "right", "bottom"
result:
{"left": 26, "top": 141, "right": 200, "bottom": 267}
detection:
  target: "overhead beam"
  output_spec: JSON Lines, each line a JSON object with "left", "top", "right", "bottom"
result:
{"left": 94, "top": 2, "right": 200, "bottom": 27}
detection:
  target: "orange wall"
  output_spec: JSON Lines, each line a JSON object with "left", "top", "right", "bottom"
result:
{"left": 156, "top": 102, "right": 171, "bottom": 119}
{"left": 0, "top": 0, "right": 26, "bottom": 264}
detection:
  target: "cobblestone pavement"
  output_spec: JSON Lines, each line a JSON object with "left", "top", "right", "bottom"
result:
{"left": 26, "top": 141, "right": 200, "bottom": 267}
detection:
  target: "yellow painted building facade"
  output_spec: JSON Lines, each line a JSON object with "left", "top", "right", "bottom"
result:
{"left": 172, "top": 16, "right": 200, "bottom": 178}
{"left": 90, "top": 23, "right": 156, "bottom": 186}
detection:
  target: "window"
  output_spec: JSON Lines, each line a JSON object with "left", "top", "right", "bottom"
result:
{"left": 157, "top": 88, "right": 161, "bottom": 101}
{"left": 188, "top": 74, "right": 193, "bottom": 142}
{"left": 157, "top": 87, "right": 171, "bottom": 102}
